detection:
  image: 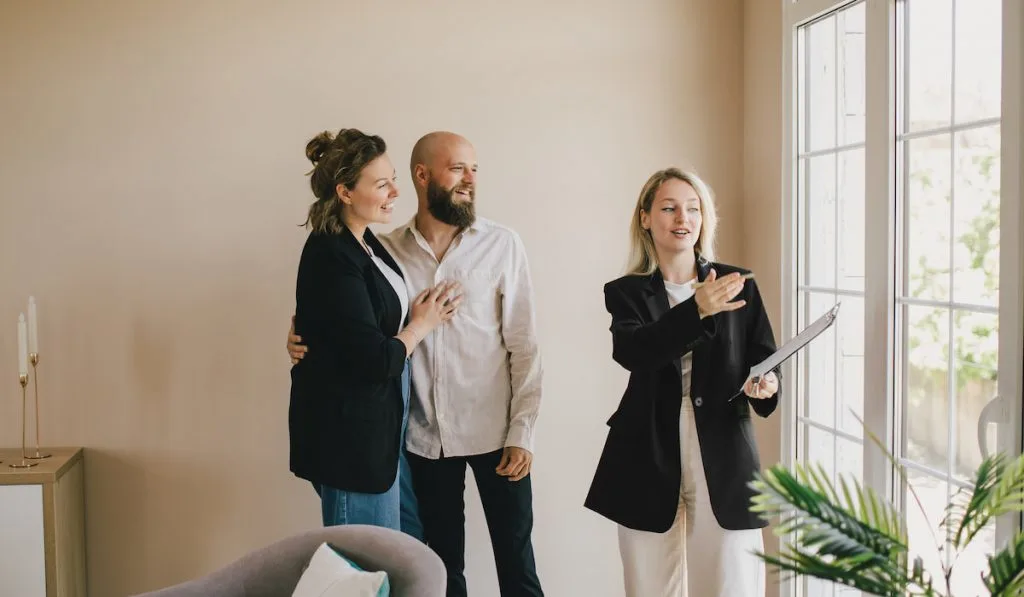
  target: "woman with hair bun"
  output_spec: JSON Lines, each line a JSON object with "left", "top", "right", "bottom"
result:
{"left": 289, "top": 128, "right": 460, "bottom": 530}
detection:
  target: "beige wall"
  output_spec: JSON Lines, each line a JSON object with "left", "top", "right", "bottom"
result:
{"left": 0, "top": 1, "right": 758, "bottom": 595}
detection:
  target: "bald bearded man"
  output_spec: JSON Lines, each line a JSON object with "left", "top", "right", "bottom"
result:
{"left": 288, "top": 132, "right": 545, "bottom": 597}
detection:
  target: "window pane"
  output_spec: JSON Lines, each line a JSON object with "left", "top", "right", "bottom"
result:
{"left": 905, "top": 306, "right": 950, "bottom": 475}
{"left": 798, "top": 28, "right": 808, "bottom": 154}
{"left": 906, "top": 0, "right": 952, "bottom": 132}
{"left": 952, "top": 125, "right": 1000, "bottom": 308}
{"left": 798, "top": 158, "right": 808, "bottom": 288}
{"left": 954, "top": 0, "right": 1001, "bottom": 123}
{"left": 837, "top": 3, "right": 866, "bottom": 145}
{"left": 905, "top": 470, "right": 947, "bottom": 591}
{"left": 839, "top": 148, "right": 865, "bottom": 291}
{"left": 949, "top": 518, "right": 995, "bottom": 595}
{"left": 805, "top": 424, "right": 837, "bottom": 480}
{"left": 806, "top": 292, "right": 838, "bottom": 426}
{"left": 906, "top": 134, "right": 952, "bottom": 301}
{"left": 838, "top": 296, "right": 865, "bottom": 437}
{"left": 836, "top": 436, "right": 864, "bottom": 484}
{"left": 805, "top": 577, "right": 836, "bottom": 597}
{"left": 807, "top": 154, "right": 837, "bottom": 288}
{"left": 807, "top": 15, "right": 837, "bottom": 151}
{"left": 797, "top": 291, "right": 810, "bottom": 419}
{"left": 953, "top": 310, "right": 998, "bottom": 481}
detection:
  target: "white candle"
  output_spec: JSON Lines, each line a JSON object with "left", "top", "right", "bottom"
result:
{"left": 17, "top": 313, "right": 28, "bottom": 377}
{"left": 28, "top": 296, "right": 38, "bottom": 355}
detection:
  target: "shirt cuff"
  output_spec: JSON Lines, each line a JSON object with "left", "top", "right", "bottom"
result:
{"left": 504, "top": 421, "right": 535, "bottom": 453}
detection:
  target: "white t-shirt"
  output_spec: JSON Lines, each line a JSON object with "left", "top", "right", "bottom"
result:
{"left": 367, "top": 247, "right": 409, "bottom": 327}
{"left": 664, "top": 278, "right": 697, "bottom": 399}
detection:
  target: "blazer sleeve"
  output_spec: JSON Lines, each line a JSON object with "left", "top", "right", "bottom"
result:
{"left": 313, "top": 247, "right": 408, "bottom": 383}
{"left": 743, "top": 279, "right": 780, "bottom": 418}
{"left": 604, "top": 281, "right": 716, "bottom": 372}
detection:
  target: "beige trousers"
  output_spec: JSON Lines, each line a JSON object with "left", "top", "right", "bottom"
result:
{"left": 617, "top": 397, "right": 765, "bottom": 597}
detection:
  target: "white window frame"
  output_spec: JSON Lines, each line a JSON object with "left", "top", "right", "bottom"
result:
{"left": 779, "top": 0, "right": 1023, "bottom": 595}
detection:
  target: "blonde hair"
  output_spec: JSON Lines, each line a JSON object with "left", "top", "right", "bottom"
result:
{"left": 626, "top": 168, "right": 718, "bottom": 275}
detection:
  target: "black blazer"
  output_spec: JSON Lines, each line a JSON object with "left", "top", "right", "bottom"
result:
{"left": 584, "top": 257, "right": 780, "bottom": 532}
{"left": 289, "top": 227, "right": 408, "bottom": 493}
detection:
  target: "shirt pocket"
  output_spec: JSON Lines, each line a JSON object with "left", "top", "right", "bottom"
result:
{"left": 454, "top": 268, "right": 500, "bottom": 323}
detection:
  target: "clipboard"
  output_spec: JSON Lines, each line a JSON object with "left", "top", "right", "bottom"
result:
{"left": 729, "top": 302, "right": 841, "bottom": 401}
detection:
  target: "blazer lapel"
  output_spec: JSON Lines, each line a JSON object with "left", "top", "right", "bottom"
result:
{"left": 365, "top": 231, "right": 409, "bottom": 328}
{"left": 690, "top": 253, "right": 714, "bottom": 400}
{"left": 367, "top": 232, "right": 404, "bottom": 282}
{"left": 335, "top": 228, "right": 403, "bottom": 334}
{"left": 644, "top": 254, "right": 712, "bottom": 316}
{"left": 642, "top": 271, "right": 682, "bottom": 381}
{"left": 696, "top": 253, "right": 713, "bottom": 283}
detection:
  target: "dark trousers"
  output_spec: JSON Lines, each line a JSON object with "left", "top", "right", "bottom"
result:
{"left": 407, "top": 448, "right": 544, "bottom": 597}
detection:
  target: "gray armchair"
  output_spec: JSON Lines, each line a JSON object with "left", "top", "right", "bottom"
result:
{"left": 133, "top": 525, "right": 446, "bottom": 597}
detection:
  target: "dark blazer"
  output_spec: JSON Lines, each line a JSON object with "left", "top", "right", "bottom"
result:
{"left": 289, "top": 226, "right": 408, "bottom": 493}
{"left": 584, "top": 257, "right": 780, "bottom": 532}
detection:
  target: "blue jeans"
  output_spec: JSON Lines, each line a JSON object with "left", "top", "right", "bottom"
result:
{"left": 317, "top": 360, "right": 424, "bottom": 539}
{"left": 398, "top": 361, "right": 424, "bottom": 540}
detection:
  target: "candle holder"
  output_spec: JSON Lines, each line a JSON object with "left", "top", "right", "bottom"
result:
{"left": 25, "top": 353, "right": 50, "bottom": 460}
{"left": 10, "top": 374, "right": 38, "bottom": 468}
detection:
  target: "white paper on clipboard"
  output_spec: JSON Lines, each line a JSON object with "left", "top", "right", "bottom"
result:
{"left": 731, "top": 302, "right": 841, "bottom": 400}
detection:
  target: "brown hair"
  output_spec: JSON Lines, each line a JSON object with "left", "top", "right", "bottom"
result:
{"left": 303, "top": 128, "right": 387, "bottom": 234}
{"left": 626, "top": 168, "right": 718, "bottom": 275}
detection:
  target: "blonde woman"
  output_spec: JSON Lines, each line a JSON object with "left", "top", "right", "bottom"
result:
{"left": 584, "top": 168, "right": 780, "bottom": 597}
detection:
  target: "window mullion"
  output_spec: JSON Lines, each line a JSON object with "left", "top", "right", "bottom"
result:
{"left": 862, "top": 0, "right": 898, "bottom": 503}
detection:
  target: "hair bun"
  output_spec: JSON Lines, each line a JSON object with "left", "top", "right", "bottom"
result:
{"left": 305, "top": 131, "right": 335, "bottom": 165}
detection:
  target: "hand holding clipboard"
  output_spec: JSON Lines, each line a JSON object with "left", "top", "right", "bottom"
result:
{"left": 730, "top": 302, "right": 842, "bottom": 401}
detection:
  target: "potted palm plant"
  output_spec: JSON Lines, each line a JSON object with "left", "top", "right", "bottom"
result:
{"left": 749, "top": 436, "right": 1024, "bottom": 596}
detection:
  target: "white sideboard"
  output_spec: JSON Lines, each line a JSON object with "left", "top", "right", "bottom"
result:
{"left": 0, "top": 448, "right": 86, "bottom": 597}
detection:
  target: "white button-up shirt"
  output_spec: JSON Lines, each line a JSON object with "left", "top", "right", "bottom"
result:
{"left": 379, "top": 217, "right": 543, "bottom": 459}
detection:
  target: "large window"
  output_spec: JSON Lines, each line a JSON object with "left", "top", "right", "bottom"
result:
{"left": 783, "top": 0, "right": 1021, "bottom": 596}
{"left": 794, "top": 6, "right": 866, "bottom": 596}
{"left": 895, "top": 0, "right": 1004, "bottom": 590}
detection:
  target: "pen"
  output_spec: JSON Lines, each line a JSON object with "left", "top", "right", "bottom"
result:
{"left": 692, "top": 272, "right": 755, "bottom": 290}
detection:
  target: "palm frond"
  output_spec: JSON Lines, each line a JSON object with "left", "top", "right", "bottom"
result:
{"left": 946, "top": 455, "right": 1004, "bottom": 550}
{"left": 983, "top": 531, "right": 1024, "bottom": 596}
{"left": 755, "top": 548, "right": 911, "bottom": 596}
{"left": 751, "top": 412, "right": 1024, "bottom": 597}
{"left": 853, "top": 412, "right": 945, "bottom": 560}
{"left": 947, "top": 454, "right": 1024, "bottom": 550}
{"left": 750, "top": 464, "right": 910, "bottom": 589}
{"left": 752, "top": 464, "right": 907, "bottom": 551}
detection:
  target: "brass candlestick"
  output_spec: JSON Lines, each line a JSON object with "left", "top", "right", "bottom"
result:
{"left": 26, "top": 353, "right": 50, "bottom": 460}
{"left": 10, "top": 374, "right": 37, "bottom": 468}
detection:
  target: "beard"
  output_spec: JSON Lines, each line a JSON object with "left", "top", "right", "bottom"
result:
{"left": 426, "top": 179, "right": 476, "bottom": 228}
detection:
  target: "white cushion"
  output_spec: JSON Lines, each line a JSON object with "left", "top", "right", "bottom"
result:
{"left": 291, "top": 542, "right": 389, "bottom": 597}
